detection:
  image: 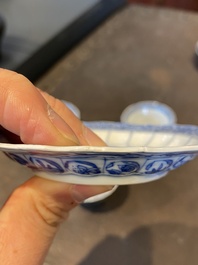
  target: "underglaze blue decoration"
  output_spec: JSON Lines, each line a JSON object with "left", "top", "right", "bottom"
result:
{"left": 65, "top": 161, "right": 101, "bottom": 175}
{"left": 145, "top": 159, "right": 173, "bottom": 174}
{"left": 6, "top": 153, "right": 28, "bottom": 165}
{"left": 2, "top": 121, "right": 198, "bottom": 185}
{"left": 29, "top": 157, "right": 64, "bottom": 173}
{"left": 105, "top": 161, "right": 140, "bottom": 175}
{"left": 172, "top": 155, "right": 195, "bottom": 169}
{"left": 83, "top": 121, "right": 198, "bottom": 136}
{"left": 4, "top": 152, "right": 195, "bottom": 179}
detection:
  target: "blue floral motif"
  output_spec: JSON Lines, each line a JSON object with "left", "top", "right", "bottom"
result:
{"left": 4, "top": 150, "right": 198, "bottom": 180}
{"left": 105, "top": 161, "right": 140, "bottom": 175}
{"left": 30, "top": 157, "right": 64, "bottom": 173}
{"left": 65, "top": 161, "right": 101, "bottom": 175}
{"left": 7, "top": 153, "right": 28, "bottom": 165}
{"left": 172, "top": 155, "right": 195, "bottom": 169}
{"left": 145, "top": 159, "right": 173, "bottom": 174}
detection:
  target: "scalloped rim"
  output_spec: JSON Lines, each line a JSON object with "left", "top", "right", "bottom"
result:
{"left": 1, "top": 122, "right": 198, "bottom": 154}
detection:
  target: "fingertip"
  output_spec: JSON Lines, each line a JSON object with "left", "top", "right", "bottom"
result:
{"left": 77, "top": 124, "right": 107, "bottom": 146}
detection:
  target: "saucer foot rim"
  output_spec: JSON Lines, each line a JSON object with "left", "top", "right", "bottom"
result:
{"left": 35, "top": 172, "right": 168, "bottom": 185}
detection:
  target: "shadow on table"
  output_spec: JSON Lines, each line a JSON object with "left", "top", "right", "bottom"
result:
{"left": 192, "top": 53, "right": 198, "bottom": 70}
{"left": 78, "top": 223, "right": 198, "bottom": 265}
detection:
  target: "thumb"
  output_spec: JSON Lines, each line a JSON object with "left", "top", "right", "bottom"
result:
{"left": 0, "top": 176, "right": 112, "bottom": 265}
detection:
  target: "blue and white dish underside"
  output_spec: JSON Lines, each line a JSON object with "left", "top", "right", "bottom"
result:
{"left": 1, "top": 121, "right": 198, "bottom": 185}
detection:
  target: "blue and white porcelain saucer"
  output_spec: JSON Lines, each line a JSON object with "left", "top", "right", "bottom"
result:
{"left": 1, "top": 122, "right": 198, "bottom": 185}
{"left": 120, "top": 101, "right": 176, "bottom": 125}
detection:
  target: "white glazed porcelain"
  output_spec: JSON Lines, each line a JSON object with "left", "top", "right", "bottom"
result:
{"left": 120, "top": 101, "right": 176, "bottom": 125}
{"left": 83, "top": 185, "right": 118, "bottom": 204}
{"left": 62, "top": 100, "right": 81, "bottom": 119}
{"left": 1, "top": 122, "right": 198, "bottom": 185}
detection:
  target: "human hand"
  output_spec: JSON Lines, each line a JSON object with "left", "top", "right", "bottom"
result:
{"left": 0, "top": 69, "right": 111, "bottom": 265}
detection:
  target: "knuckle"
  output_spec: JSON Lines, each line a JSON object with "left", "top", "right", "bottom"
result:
{"left": 12, "top": 185, "right": 71, "bottom": 228}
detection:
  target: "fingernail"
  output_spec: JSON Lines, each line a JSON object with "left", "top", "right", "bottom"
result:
{"left": 82, "top": 125, "right": 106, "bottom": 146}
{"left": 48, "top": 105, "right": 79, "bottom": 145}
{"left": 71, "top": 185, "right": 114, "bottom": 203}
